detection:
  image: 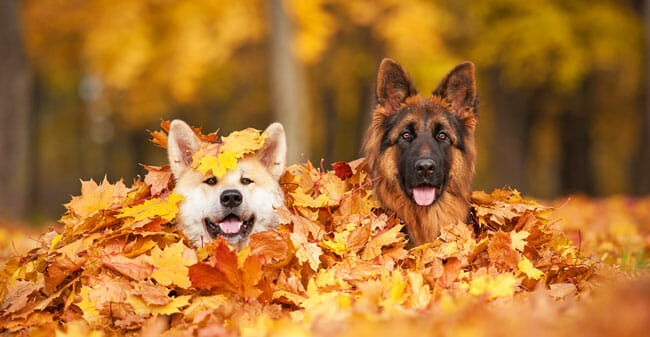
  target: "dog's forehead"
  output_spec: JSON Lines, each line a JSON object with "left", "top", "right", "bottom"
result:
{"left": 391, "top": 100, "right": 455, "bottom": 134}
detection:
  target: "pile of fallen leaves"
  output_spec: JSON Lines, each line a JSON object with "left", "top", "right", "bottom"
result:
{"left": 0, "top": 122, "right": 647, "bottom": 336}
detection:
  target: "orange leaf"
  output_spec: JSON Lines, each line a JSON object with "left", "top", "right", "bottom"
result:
{"left": 249, "top": 230, "right": 289, "bottom": 264}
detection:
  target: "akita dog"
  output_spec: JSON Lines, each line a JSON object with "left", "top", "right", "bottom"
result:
{"left": 167, "top": 120, "right": 287, "bottom": 249}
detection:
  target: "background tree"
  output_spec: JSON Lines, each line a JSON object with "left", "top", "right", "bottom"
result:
{"left": 0, "top": 0, "right": 32, "bottom": 220}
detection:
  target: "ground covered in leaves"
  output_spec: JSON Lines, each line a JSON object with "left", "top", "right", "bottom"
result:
{"left": 1, "top": 123, "right": 649, "bottom": 337}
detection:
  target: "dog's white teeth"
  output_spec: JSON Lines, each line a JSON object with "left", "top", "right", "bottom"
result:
{"left": 219, "top": 218, "right": 243, "bottom": 234}
{"left": 413, "top": 187, "right": 436, "bottom": 206}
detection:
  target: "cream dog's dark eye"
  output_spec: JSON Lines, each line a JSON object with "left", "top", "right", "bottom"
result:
{"left": 241, "top": 177, "right": 253, "bottom": 185}
{"left": 204, "top": 177, "right": 217, "bottom": 185}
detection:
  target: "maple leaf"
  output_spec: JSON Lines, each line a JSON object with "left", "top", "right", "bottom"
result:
{"left": 518, "top": 257, "right": 544, "bottom": 280}
{"left": 361, "top": 224, "right": 405, "bottom": 260}
{"left": 510, "top": 230, "right": 530, "bottom": 252}
{"left": 117, "top": 193, "right": 185, "bottom": 222}
{"left": 127, "top": 293, "right": 191, "bottom": 316}
{"left": 150, "top": 242, "right": 196, "bottom": 288}
{"left": 290, "top": 190, "right": 339, "bottom": 208}
{"left": 149, "top": 120, "right": 218, "bottom": 148}
{"left": 102, "top": 254, "right": 153, "bottom": 281}
{"left": 190, "top": 240, "right": 265, "bottom": 299}
{"left": 249, "top": 230, "right": 289, "bottom": 264}
{"left": 488, "top": 231, "right": 520, "bottom": 268}
{"left": 467, "top": 273, "right": 519, "bottom": 300}
{"left": 290, "top": 232, "right": 323, "bottom": 271}
{"left": 142, "top": 164, "right": 172, "bottom": 196}
{"left": 194, "top": 150, "right": 238, "bottom": 178}
{"left": 66, "top": 177, "right": 130, "bottom": 218}
{"left": 332, "top": 161, "right": 353, "bottom": 180}
{"left": 219, "top": 128, "right": 267, "bottom": 158}
{"left": 1, "top": 280, "right": 38, "bottom": 314}
{"left": 188, "top": 263, "right": 230, "bottom": 290}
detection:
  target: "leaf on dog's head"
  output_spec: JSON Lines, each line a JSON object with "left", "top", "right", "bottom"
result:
{"left": 195, "top": 150, "right": 238, "bottom": 178}
{"left": 149, "top": 120, "right": 219, "bottom": 148}
{"left": 220, "top": 128, "right": 267, "bottom": 158}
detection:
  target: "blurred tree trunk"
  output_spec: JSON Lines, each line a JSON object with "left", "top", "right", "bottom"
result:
{"left": 269, "top": 0, "right": 310, "bottom": 164}
{"left": 0, "top": 0, "right": 32, "bottom": 220}
{"left": 322, "top": 87, "right": 337, "bottom": 161}
{"left": 636, "top": 0, "right": 650, "bottom": 195}
{"left": 559, "top": 78, "right": 595, "bottom": 195}
{"left": 487, "top": 68, "right": 536, "bottom": 193}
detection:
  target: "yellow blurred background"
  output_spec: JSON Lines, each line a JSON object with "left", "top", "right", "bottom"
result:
{"left": 1, "top": 0, "right": 649, "bottom": 223}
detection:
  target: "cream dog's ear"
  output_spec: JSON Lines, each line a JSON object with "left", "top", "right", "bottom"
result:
{"left": 257, "top": 123, "right": 287, "bottom": 180}
{"left": 167, "top": 120, "right": 201, "bottom": 179}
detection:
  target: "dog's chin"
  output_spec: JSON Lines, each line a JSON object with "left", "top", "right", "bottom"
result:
{"left": 407, "top": 184, "right": 443, "bottom": 207}
{"left": 203, "top": 214, "right": 255, "bottom": 242}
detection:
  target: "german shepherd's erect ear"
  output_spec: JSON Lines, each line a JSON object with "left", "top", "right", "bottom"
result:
{"left": 432, "top": 62, "right": 478, "bottom": 122}
{"left": 257, "top": 123, "right": 287, "bottom": 181}
{"left": 376, "top": 58, "right": 418, "bottom": 115}
{"left": 167, "top": 120, "right": 201, "bottom": 179}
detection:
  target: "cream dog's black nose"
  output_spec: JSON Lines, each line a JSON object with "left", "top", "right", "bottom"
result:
{"left": 220, "top": 189, "right": 242, "bottom": 207}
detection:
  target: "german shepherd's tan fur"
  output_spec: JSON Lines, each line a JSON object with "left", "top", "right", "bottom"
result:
{"left": 363, "top": 58, "right": 478, "bottom": 244}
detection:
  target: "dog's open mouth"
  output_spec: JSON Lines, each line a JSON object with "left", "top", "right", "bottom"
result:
{"left": 411, "top": 184, "right": 441, "bottom": 206}
{"left": 204, "top": 214, "right": 255, "bottom": 239}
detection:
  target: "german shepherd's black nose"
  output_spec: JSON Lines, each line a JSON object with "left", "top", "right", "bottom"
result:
{"left": 220, "top": 189, "right": 242, "bottom": 207}
{"left": 415, "top": 159, "right": 435, "bottom": 177}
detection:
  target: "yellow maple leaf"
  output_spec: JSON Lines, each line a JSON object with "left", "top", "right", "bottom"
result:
{"left": 150, "top": 242, "right": 196, "bottom": 288}
{"left": 77, "top": 286, "right": 100, "bottom": 325}
{"left": 127, "top": 293, "right": 191, "bottom": 315}
{"left": 66, "top": 177, "right": 129, "bottom": 217}
{"left": 196, "top": 150, "right": 238, "bottom": 178}
{"left": 407, "top": 272, "right": 432, "bottom": 309}
{"left": 290, "top": 190, "right": 339, "bottom": 208}
{"left": 320, "top": 232, "right": 349, "bottom": 256}
{"left": 220, "top": 128, "right": 267, "bottom": 158}
{"left": 510, "top": 231, "right": 530, "bottom": 252}
{"left": 467, "top": 274, "right": 518, "bottom": 300}
{"left": 117, "top": 193, "right": 185, "bottom": 222}
{"left": 518, "top": 257, "right": 544, "bottom": 280}
{"left": 381, "top": 270, "right": 408, "bottom": 307}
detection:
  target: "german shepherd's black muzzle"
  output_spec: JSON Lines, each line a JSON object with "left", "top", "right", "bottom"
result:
{"left": 398, "top": 131, "right": 451, "bottom": 206}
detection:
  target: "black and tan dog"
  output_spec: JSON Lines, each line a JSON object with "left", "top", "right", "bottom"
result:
{"left": 362, "top": 58, "right": 479, "bottom": 245}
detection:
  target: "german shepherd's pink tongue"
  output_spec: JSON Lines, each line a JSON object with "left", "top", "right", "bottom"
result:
{"left": 219, "top": 217, "right": 242, "bottom": 234}
{"left": 413, "top": 187, "right": 436, "bottom": 206}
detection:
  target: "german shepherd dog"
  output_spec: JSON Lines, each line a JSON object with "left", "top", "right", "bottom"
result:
{"left": 362, "top": 58, "right": 478, "bottom": 245}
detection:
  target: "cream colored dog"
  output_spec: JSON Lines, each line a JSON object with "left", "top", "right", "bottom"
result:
{"left": 167, "top": 120, "right": 286, "bottom": 249}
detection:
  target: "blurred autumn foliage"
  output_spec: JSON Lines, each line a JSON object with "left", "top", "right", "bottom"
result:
{"left": 0, "top": 0, "right": 649, "bottom": 222}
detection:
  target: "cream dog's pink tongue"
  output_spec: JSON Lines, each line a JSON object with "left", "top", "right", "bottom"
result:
{"left": 219, "top": 217, "right": 242, "bottom": 234}
{"left": 412, "top": 187, "right": 436, "bottom": 206}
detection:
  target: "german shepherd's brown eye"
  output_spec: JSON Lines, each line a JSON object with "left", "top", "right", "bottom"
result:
{"left": 401, "top": 131, "right": 413, "bottom": 141}
{"left": 437, "top": 131, "right": 449, "bottom": 141}
{"left": 240, "top": 177, "right": 253, "bottom": 185}
{"left": 204, "top": 177, "right": 217, "bottom": 185}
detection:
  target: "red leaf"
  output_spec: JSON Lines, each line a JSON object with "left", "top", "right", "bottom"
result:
{"left": 188, "top": 263, "right": 229, "bottom": 290}
{"left": 332, "top": 162, "right": 353, "bottom": 180}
